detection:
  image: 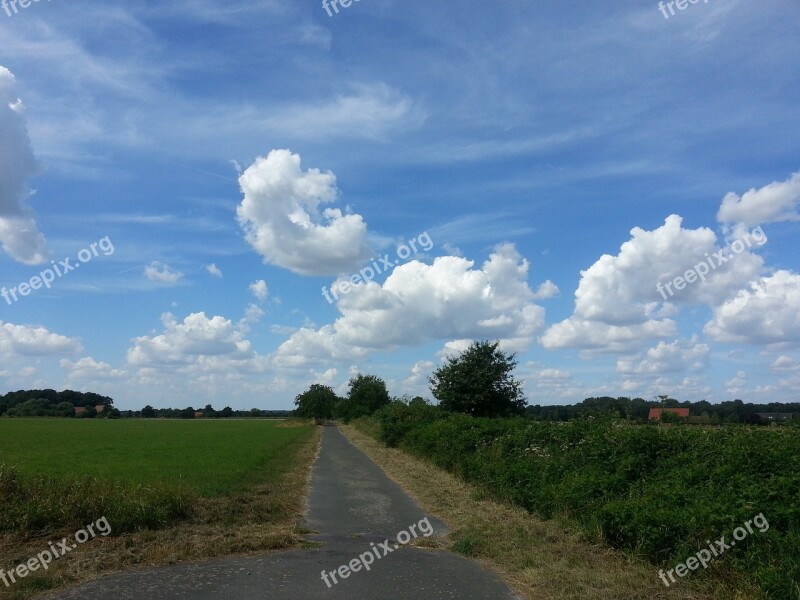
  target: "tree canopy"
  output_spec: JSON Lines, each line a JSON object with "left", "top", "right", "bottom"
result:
{"left": 294, "top": 384, "right": 338, "bottom": 420}
{"left": 430, "top": 340, "right": 526, "bottom": 417}
{"left": 335, "top": 374, "right": 391, "bottom": 421}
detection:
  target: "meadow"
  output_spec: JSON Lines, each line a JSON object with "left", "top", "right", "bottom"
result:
{"left": 0, "top": 418, "right": 311, "bottom": 496}
{"left": 0, "top": 418, "right": 319, "bottom": 598}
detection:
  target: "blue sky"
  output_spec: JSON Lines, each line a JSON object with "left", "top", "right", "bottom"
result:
{"left": 1, "top": 0, "right": 798, "bottom": 410}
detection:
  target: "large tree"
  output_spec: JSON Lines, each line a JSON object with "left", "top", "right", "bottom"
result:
{"left": 294, "top": 384, "right": 338, "bottom": 420}
{"left": 429, "top": 340, "right": 526, "bottom": 417}
{"left": 335, "top": 374, "right": 390, "bottom": 421}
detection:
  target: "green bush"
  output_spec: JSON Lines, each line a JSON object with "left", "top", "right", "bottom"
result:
{"left": 374, "top": 401, "right": 444, "bottom": 447}
{"left": 374, "top": 411, "right": 800, "bottom": 598}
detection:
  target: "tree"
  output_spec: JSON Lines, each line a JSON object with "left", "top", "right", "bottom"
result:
{"left": 409, "top": 396, "right": 429, "bottom": 407}
{"left": 429, "top": 340, "right": 526, "bottom": 417}
{"left": 294, "top": 384, "right": 338, "bottom": 420}
{"left": 141, "top": 405, "right": 157, "bottom": 418}
{"left": 203, "top": 404, "right": 216, "bottom": 418}
{"left": 53, "top": 402, "right": 76, "bottom": 418}
{"left": 219, "top": 406, "right": 234, "bottom": 418}
{"left": 336, "top": 374, "right": 391, "bottom": 421}
{"left": 77, "top": 405, "right": 98, "bottom": 419}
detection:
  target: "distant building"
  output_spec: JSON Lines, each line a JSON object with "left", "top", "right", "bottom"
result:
{"left": 194, "top": 411, "right": 204, "bottom": 418}
{"left": 755, "top": 413, "right": 794, "bottom": 423}
{"left": 649, "top": 408, "right": 690, "bottom": 421}
{"left": 95, "top": 405, "right": 106, "bottom": 414}
{"left": 74, "top": 406, "right": 87, "bottom": 416}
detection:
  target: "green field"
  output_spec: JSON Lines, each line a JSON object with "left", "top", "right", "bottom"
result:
{"left": 0, "top": 418, "right": 314, "bottom": 534}
{"left": 0, "top": 418, "right": 312, "bottom": 495}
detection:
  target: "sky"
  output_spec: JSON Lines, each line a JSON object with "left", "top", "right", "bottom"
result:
{"left": 0, "top": 0, "right": 798, "bottom": 411}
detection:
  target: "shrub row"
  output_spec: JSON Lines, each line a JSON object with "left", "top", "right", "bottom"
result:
{"left": 373, "top": 405, "right": 800, "bottom": 599}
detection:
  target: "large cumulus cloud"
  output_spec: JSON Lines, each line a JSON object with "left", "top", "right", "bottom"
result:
{"left": 236, "top": 149, "right": 371, "bottom": 276}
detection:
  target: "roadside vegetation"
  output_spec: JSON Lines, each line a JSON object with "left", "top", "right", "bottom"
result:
{"left": 307, "top": 340, "right": 798, "bottom": 600}
{"left": 342, "top": 422, "right": 727, "bottom": 600}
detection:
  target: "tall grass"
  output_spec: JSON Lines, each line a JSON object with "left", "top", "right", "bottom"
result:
{"left": 0, "top": 464, "right": 192, "bottom": 535}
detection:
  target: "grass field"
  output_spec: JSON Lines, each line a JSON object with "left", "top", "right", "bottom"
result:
{"left": 0, "top": 418, "right": 320, "bottom": 599}
{"left": 0, "top": 418, "right": 312, "bottom": 496}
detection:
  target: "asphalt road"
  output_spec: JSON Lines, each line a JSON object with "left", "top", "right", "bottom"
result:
{"left": 44, "top": 426, "right": 519, "bottom": 600}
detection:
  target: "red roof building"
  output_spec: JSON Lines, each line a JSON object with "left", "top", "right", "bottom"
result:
{"left": 649, "top": 408, "right": 690, "bottom": 421}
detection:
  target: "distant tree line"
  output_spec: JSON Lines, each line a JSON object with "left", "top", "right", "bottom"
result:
{"left": 525, "top": 396, "right": 800, "bottom": 424}
{"left": 0, "top": 389, "right": 118, "bottom": 418}
{"left": 0, "top": 391, "right": 294, "bottom": 420}
{"left": 132, "top": 404, "right": 293, "bottom": 419}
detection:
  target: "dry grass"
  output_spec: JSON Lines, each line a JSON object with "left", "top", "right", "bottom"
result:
{"left": 0, "top": 426, "right": 322, "bottom": 600}
{"left": 340, "top": 424, "right": 760, "bottom": 600}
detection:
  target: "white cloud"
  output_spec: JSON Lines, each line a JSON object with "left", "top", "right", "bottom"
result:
{"left": 521, "top": 361, "right": 583, "bottom": 402}
{"left": 437, "top": 339, "right": 473, "bottom": 360}
{"left": 206, "top": 263, "right": 223, "bottom": 277}
{"left": 60, "top": 357, "right": 127, "bottom": 380}
{"left": 616, "top": 374, "right": 713, "bottom": 404}
{"left": 704, "top": 270, "right": 800, "bottom": 346}
{"left": 717, "top": 171, "right": 800, "bottom": 227}
{"left": 404, "top": 360, "right": 435, "bottom": 386}
{"left": 273, "top": 244, "right": 547, "bottom": 366}
{"left": 616, "top": 338, "right": 710, "bottom": 375}
{"left": 249, "top": 279, "right": 269, "bottom": 301}
{"left": 261, "top": 83, "right": 421, "bottom": 141}
{"left": 0, "top": 321, "right": 82, "bottom": 357}
{"left": 237, "top": 149, "right": 371, "bottom": 276}
{"left": 239, "top": 303, "right": 265, "bottom": 331}
{"left": 541, "top": 318, "right": 677, "bottom": 353}
{"left": 441, "top": 243, "right": 463, "bottom": 257}
{"left": 144, "top": 261, "right": 184, "bottom": 284}
{"left": 532, "top": 280, "right": 559, "bottom": 300}
{"left": 127, "top": 312, "right": 255, "bottom": 367}
{"left": 542, "top": 215, "right": 765, "bottom": 352}
{"left": 0, "top": 66, "right": 50, "bottom": 264}
{"left": 770, "top": 355, "right": 799, "bottom": 372}
{"left": 726, "top": 371, "right": 748, "bottom": 398}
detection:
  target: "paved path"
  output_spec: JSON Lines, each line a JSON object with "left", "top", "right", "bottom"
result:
{"left": 45, "top": 426, "right": 519, "bottom": 599}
